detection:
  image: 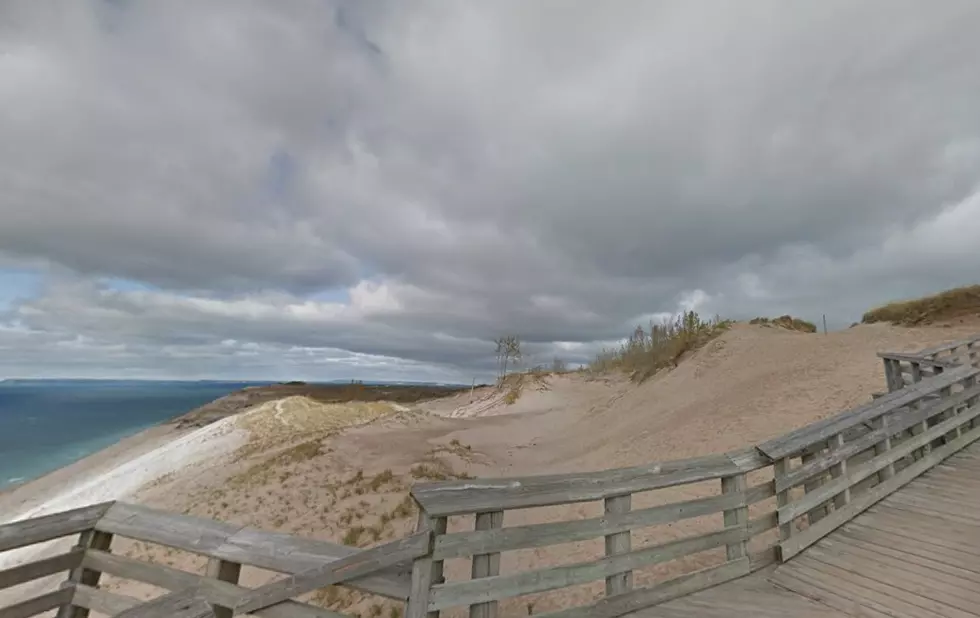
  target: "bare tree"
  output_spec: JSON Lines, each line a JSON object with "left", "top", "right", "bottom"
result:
{"left": 493, "top": 335, "right": 523, "bottom": 383}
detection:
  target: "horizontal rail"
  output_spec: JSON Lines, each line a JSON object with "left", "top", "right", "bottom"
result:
{"left": 916, "top": 334, "right": 980, "bottom": 358}
{"left": 96, "top": 502, "right": 411, "bottom": 600}
{"left": 234, "top": 532, "right": 431, "bottom": 615}
{"left": 0, "top": 548, "right": 84, "bottom": 591}
{"left": 0, "top": 502, "right": 113, "bottom": 554}
{"left": 534, "top": 558, "right": 751, "bottom": 618}
{"left": 427, "top": 514, "right": 775, "bottom": 611}
{"left": 780, "top": 419, "right": 980, "bottom": 560}
{"left": 775, "top": 381, "right": 980, "bottom": 493}
{"left": 432, "top": 482, "right": 774, "bottom": 560}
{"left": 83, "top": 550, "right": 342, "bottom": 618}
{"left": 876, "top": 352, "right": 958, "bottom": 368}
{"left": 0, "top": 586, "right": 75, "bottom": 618}
{"left": 114, "top": 589, "right": 215, "bottom": 618}
{"left": 412, "top": 448, "right": 769, "bottom": 516}
{"left": 757, "top": 364, "right": 979, "bottom": 459}
{"left": 778, "top": 401, "right": 980, "bottom": 524}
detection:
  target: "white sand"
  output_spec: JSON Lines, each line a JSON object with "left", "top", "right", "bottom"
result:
{"left": 0, "top": 415, "right": 246, "bottom": 572}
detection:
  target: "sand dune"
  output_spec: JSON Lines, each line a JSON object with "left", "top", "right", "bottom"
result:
{"left": 5, "top": 320, "right": 980, "bottom": 615}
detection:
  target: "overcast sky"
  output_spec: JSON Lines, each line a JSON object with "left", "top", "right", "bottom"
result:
{"left": 2, "top": 1, "right": 980, "bottom": 382}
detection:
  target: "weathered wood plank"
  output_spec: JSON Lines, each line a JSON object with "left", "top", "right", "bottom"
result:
{"left": 779, "top": 419, "right": 980, "bottom": 560}
{"left": 432, "top": 483, "right": 772, "bottom": 560}
{"left": 405, "top": 512, "right": 445, "bottom": 618}
{"left": 917, "top": 335, "right": 980, "bottom": 358}
{"left": 71, "top": 584, "right": 138, "bottom": 616}
{"left": 204, "top": 558, "right": 240, "bottom": 618}
{"left": 469, "top": 511, "right": 503, "bottom": 618}
{"left": 411, "top": 448, "right": 770, "bottom": 516}
{"left": 97, "top": 502, "right": 411, "bottom": 600}
{"left": 0, "top": 586, "right": 74, "bottom": 618}
{"left": 0, "top": 549, "right": 83, "bottom": 591}
{"left": 877, "top": 352, "right": 958, "bottom": 368}
{"left": 113, "top": 589, "right": 216, "bottom": 618}
{"left": 778, "top": 401, "right": 980, "bottom": 524}
{"left": 234, "top": 531, "right": 431, "bottom": 615}
{"left": 57, "top": 529, "right": 113, "bottom": 618}
{"left": 0, "top": 502, "right": 112, "bottom": 554}
{"left": 720, "top": 475, "right": 748, "bottom": 560}
{"left": 602, "top": 496, "right": 632, "bottom": 597}
{"left": 758, "top": 364, "right": 979, "bottom": 459}
{"left": 533, "top": 558, "right": 751, "bottom": 618}
{"left": 81, "top": 550, "right": 344, "bottom": 618}
{"left": 428, "top": 517, "right": 770, "bottom": 610}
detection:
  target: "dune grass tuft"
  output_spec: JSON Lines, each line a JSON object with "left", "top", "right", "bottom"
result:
{"left": 862, "top": 285, "right": 980, "bottom": 326}
{"left": 749, "top": 315, "right": 817, "bottom": 333}
{"left": 590, "top": 310, "right": 731, "bottom": 382}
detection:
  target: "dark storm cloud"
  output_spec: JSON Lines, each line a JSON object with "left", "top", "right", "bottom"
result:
{"left": 3, "top": 0, "right": 980, "bottom": 378}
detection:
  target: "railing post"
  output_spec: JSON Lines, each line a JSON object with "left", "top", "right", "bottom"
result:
{"left": 720, "top": 475, "right": 748, "bottom": 561}
{"left": 603, "top": 494, "right": 633, "bottom": 596}
{"left": 205, "top": 558, "right": 242, "bottom": 618}
{"left": 871, "top": 417, "right": 895, "bottom": 483}
{"left": 801, "top": 442, "right": 829, "bottom": 524}
{"left": 470, "top": 510, "right": 504, "bottom": 618}
{"left": 406, "top": 509, "right": 447, "bottom": 618}
{"left": 56, "top": 529, "right": 113, "bottom": 618}
{"left": 773, "top": 457, "right": 793, "bottom": 559}
{"left": 883, "top": 358, "right": 900, "bottom": 392}
{"left": 828, "top": 433, "right": 850, "bottom": 509}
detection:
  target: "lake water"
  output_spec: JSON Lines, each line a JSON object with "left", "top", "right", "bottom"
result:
{"left": 0, "top": 380, "right": 267, "bottom": 490}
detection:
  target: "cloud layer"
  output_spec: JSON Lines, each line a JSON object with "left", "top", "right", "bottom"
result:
{"left": 3, "top": 0, "right": 980, "bottom": 380}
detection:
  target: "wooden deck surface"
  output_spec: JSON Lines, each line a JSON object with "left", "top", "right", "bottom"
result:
{"left": 632, "top": 440, "right": 980, "bottom": 618}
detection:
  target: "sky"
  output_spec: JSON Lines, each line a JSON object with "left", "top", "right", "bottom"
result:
{"left": 3, "top": 1, "right": 980, "bottom": 382}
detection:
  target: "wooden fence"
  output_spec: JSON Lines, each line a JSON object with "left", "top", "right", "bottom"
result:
{"left": 4, "top": 336, "right": 980, "bottom": 618}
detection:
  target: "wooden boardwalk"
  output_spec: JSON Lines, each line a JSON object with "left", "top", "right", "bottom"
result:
{"left": 635, "top": 440, "right": 980, "bottom": 618}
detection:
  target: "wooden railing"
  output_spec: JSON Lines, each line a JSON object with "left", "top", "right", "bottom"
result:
{"left": 0, "top": 502, "right": 414, "bottom": 618}
{"left": 4, "top": 335, "right": 980, "bottom": 618}
{"left": 406, "top": 449, "right": 777, "bottom": 618}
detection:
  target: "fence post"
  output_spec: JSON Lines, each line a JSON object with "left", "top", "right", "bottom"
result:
{"left": 603, "top": 494, "right": 633, "bottom": 596}
{"left": 56, "top": 529, "right": 113, "bottom": 618}
{"left": 828, "top": 433, "right": 850, "bottom": 509}
{"left": 406, "top": 510, "right": 446, "bottom": 618}
{"left": 801, "top": 442, "right": 830, "bottom": 524}
{"left": 720, "top": 475, "right": 748, "bottom": 561}
{"left": 871, "top": 417, "right": 895, "bottom": 483}
{"left": 470, "top": 511, "right": 504, "bottom": 618}
{"left": 773, "top": 457, "right": 793, "bottom": 560}
{"left": 205, "top": 558, "right": 242, "bottom": 618}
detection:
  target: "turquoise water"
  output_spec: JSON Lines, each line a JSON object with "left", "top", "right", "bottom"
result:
{"left": 0, "top": 380, "right": 267, "bottom": 489}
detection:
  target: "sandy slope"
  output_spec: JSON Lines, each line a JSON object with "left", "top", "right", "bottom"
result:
{"left": 4, "top": 321, "right": 980, "bottom": 615}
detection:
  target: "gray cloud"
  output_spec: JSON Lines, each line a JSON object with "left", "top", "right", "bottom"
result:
{"left": 3, "top": 0, "right": 980, "bottom": 379}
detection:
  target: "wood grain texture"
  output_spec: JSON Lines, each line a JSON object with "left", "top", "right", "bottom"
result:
{"left": 758, "top": 364, "right": 979, "bottom": 459}
{"left": 411, "top": 448, "right": 769, "bottom": 516}
{"left": 81, "top": 550, "right": 344, "bottom": 618}
{"left": 204, "top": 558, "right": 240, "bottom": 618}
{"left": 432, "top": 483, "right": 772, "bottom": 560}
{"left": 0, "top": 586, "right": 74, "bottom": 618}
{"left": 469, "top": 511, "right": 504, "bottom": 618}
{"left": 113, "top": 589, "right": 215, "bottom": 618}
{"left": 0, "top": 502, "right": 112, "bottom": 554}
{"left": 0, "top": 548, "right": 83, "bottom": 591}
{"left": 96, "top": 501, "right": 411, "bottom": 600}
{"left": 234, "top": 531, "right": 430, "bottom": 615}
{"left": 779, "top": 421, "right": 980, "bottom": 560}
{"left": 428, "top": 517, "right": 772, "bottom": 611}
